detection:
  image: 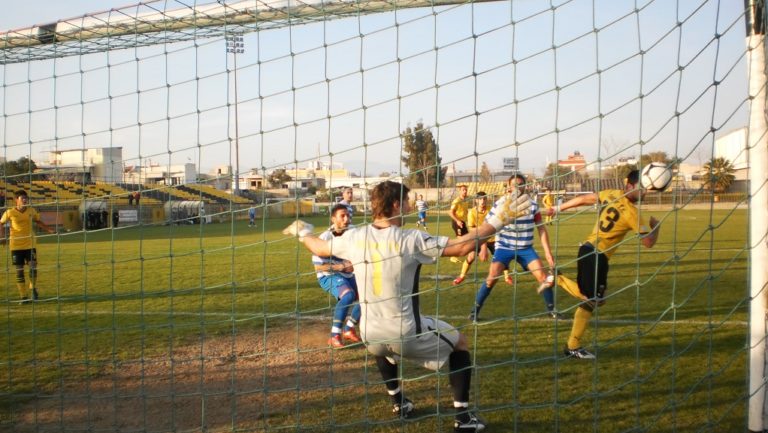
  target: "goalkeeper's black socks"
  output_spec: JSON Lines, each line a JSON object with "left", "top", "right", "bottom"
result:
{"left": 454, "top": 402, "right": 471, "bottom": 423}
{"left": 376, "top": 356, "right": 404, "bottom": 403}
{"left": 449, "top": 350, "right": 472, "bottom": 403}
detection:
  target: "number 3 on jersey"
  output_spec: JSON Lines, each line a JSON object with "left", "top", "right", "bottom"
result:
{"left": 599, "top": 206, "right": 620, "bottom": 232}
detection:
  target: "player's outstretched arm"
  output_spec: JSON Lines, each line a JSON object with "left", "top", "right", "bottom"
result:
{"left": 642, "top": 216, "right": 661, "bottom": 248}
{"left": 546, "top": 192, "right": 599, "bottom": 216}
{"left": 283, "top": 220, "right": 332, "bottom": 257}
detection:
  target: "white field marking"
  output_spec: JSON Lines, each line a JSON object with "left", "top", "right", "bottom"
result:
{"left": 4, "top": 305, "right": 747, "bottom": 327}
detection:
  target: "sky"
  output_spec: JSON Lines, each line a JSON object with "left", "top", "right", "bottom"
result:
{"left": 0, "top": 0, "right": 752, "bottom": 179}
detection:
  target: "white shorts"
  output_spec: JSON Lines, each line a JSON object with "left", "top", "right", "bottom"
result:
{"left": 366, "top": 316, "right": 460, "bottom": 371}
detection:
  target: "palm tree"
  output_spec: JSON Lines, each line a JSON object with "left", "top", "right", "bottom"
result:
{"left": 702, "top": 157, "right": 736, "bottom": 192}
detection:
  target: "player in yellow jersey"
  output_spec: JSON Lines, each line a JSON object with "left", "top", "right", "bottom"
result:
{"left": 0, "top": 190, "right": 55, "bottom": 303}
{"left": 541, "top": 189, "right": 555, "bottom": 225}
{"left": 448, "top": 185, "right": 469, "bottom": 264}
{"left": 452, "top": 192, "right": 510, "bottom": 285}
{"left": 449, "top": 184, "right": 469, "bottom": 236}
{"left": 546, "top": 170, "right": 660, "bottom": 359}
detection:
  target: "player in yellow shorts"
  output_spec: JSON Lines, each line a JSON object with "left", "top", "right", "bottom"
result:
{"left": 546, "top": 170, "right": 660, "bottom": 359}
{"left": 1, "top": 190, "right": 55, "bottom": 303}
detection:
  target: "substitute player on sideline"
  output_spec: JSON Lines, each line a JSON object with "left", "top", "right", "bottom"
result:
{"left": 546, "top": 169, "right": 660, "bottom": 359}
{"left": 0, "top": 190, "right": 55, "bottom": 303}
{"left": 313, "top": 204, "right": 362, "bottom": 348}
{"left": 285, "top": 180, "right": 531, "bottom": 432}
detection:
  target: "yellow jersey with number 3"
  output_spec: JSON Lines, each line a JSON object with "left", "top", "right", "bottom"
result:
{"left": 584, "top": 189, "right": 650, "bottom": 259}
{"left": 1, "top": 207, "right": 40, "bottom": 251}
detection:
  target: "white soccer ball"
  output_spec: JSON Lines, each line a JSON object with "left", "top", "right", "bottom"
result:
{"left": 640, "top": 162, "right": 673, "bottom": 191}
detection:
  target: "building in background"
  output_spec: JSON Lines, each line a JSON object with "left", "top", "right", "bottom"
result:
{"left": 715, "top": 127, "right": 748, "bottom": 181}
{"left": 123, "top": 161, "right": 196, "bottom": 185}
{"left": 557, "top": 150, "right": 587, "bottom": 173}
{"left": 43, "top": 148, "right": 123, "bottom": 183}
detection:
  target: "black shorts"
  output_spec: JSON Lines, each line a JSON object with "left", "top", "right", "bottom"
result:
{"left": 486, "top": 241, "right": 495, "bottom": 255}
{"left": 576, "top": 243, "right": 608, "bottom": 300}
{"left": 12, "top": 249, "right": 37, "bottom": 267}
{"left": 452, "top": 221, "right": 469, "bottom": 237}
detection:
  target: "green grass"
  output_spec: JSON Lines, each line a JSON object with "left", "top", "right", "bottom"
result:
{"left": 0, "top": 208, "right": 750, "bottom": 432}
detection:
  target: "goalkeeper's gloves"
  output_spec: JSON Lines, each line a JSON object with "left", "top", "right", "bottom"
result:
{"left": 282, "top": 220, "right": 314, "bottom": 241}
{"left": 486, "top": 191, "right": 531, "bottom": 231}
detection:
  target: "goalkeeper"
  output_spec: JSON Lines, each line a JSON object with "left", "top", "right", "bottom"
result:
{"left": 0, "top": 190, "right": 55, "bottom": 303}
{"left": 546, "top": 169, "right": 660, "bottom": 359}
{"left": 285, "top": 180, "right": 531, "bottom": 432}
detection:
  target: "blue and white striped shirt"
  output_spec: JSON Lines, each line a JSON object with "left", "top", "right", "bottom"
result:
{"left": 486, "top": 197, "right": 539, "bottom": 250}
{"left": 311, "top": 228, "right": 355, "bottom": 279}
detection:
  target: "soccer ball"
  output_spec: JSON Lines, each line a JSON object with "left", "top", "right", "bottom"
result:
{"left": 640, "top": 162, "right": 673, "bottom": 191}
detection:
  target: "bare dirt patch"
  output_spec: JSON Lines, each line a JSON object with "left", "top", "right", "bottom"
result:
{"left": 9, "top": 321, "right": 380, "bottom": 432}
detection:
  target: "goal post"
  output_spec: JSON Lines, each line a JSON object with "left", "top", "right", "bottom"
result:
{"left": 747, "top": 1, "right": 768, "bottom": 431}
{"left": 0, "top": 1, "right": 764, "bottom": 432}
{"left": 0, "top": 0, "right": 499, "bottom": 63}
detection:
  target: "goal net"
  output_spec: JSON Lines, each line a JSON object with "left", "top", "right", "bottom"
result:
{"left": 0, "top": 1, "right": 763, "bottom": 432}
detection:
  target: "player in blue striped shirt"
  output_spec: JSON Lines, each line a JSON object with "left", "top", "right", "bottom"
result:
{"left": 313, "top": 203, "right": 362, "bottom": 348}
{"left": 469, "top": 174, "right": 559, "bottom": 321}
{"left": 415, "top": 194, "right": 428, "bottom": 229}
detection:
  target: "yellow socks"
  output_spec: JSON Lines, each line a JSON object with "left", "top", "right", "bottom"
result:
{"left": 16, "top": 282, "right": 27, "bottom": 299}
{"left": 557, "top": 275, "right": 586, "bottom": 300}
{"left": 567, "top": 306, "right": 593, "bottom": 349}
{"left": 460, "top": 261, "right": 470, "bottom": 278}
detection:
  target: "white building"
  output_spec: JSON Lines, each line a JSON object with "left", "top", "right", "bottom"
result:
{"left": 123, "top": 162, "right": 197, "bottom": 185}
{"left": 44, "top": 147, "right": 123, "bottom": 182}
{"left": 715, "top": 127, "right": 748, "bottom": 179}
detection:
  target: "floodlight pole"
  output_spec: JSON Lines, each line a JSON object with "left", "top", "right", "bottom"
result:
{"left": 746, "top": 1, "right": 768, "bottom": 431}
{"left": 226, "top": 33, "right": 244, "bottom": 195}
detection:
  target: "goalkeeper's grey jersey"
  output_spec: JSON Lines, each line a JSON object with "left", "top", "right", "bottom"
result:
{"left": 329, "top": 224, "right": 448, "bottom": 342}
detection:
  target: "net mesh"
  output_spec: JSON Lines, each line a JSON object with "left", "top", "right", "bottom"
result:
{"left": 0, "top": 0, "right": 757, "bottom": 431}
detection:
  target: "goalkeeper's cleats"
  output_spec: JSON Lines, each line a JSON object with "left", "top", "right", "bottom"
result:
{"left": 452, "top": 275, "right": 465, "bottom": 285}
{"left": 328, "top": 335, "right": 344, "bottom": 349}
{"left": 32, "top": 288, "right": 39, "bottom": 300}
{"left": 454, "top": 412, "right": 486, "bottom": 432}
{"left": 342, "top": 328, "right": 362, "bottom": 344}
{"left": 392, "top": 398, "right": 414, "bottom": 418}
{"left": 564, "top": 346, "right": 595, "bottom": 359}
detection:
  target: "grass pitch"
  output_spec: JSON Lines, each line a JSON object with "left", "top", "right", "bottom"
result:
{"left": 0, "top": 207, "right": 749, "bottom": 432}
